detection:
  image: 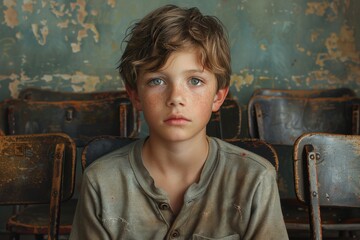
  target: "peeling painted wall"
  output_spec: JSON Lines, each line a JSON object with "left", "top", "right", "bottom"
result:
{"left": 1, "top": 0, "right": 359, "bottom": 115}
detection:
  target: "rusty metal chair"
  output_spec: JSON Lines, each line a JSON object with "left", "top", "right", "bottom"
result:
{"left": 293, "top": 133, "right": 360, "bottom": 240}
{"left": 0, "top": 133, "right": 76, "bottom": 240}
{"left": 247, "top": 88, "right": 359, "bottom": 237}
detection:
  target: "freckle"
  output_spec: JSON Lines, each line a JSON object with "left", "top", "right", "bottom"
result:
{"left": 241, "top": 153, "right": 246, "bottom": 157}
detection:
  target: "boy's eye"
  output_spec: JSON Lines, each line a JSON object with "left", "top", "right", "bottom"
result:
{"left": 148, "top": 78, "right": 164, "bottom": 86}
{"left": 189, "top": 78, "right": 202, "bottom": 86}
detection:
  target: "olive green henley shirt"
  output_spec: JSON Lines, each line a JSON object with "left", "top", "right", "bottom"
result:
{"left": 70, "top": 137, "right": 288, "bottom": 240}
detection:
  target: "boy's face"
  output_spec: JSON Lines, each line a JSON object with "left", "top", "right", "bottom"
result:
{"left": 127, "top": 49, "right": 228, "bottom": 142}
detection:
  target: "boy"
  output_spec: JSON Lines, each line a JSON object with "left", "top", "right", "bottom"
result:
{"left": 70, "top": 4, "right": 288, "bottom": 239}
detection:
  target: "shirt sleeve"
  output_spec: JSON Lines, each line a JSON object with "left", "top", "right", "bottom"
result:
{"left": 242, "top": 169, "right": 289, "bottom": 240}
{"left": 69, "top": 172, "right": 111, "bottom": 240}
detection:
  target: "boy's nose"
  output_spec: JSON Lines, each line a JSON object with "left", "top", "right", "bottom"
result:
{"left": 166, "top": 84, "right": 186, "bottom": 107}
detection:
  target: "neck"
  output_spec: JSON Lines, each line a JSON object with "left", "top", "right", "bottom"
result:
{"left": 142, "top": 134, "right": 209, "bottom": 177}
{"left": 142, "top": 134, "right": 210, "bottom": 215}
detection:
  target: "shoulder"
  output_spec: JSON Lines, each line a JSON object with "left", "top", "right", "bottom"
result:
{"left": 211, "top": 137, "right": 276, "bottom": 175}
{"left": 83, "top": 140, "right": 138, "bottom": 179}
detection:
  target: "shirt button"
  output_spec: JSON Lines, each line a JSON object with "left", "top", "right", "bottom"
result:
{"left": 158, "top": 202, "right": 170, "bottom": 210}
{"left": 170, "top": 229, "right": 180, "bottom": 238}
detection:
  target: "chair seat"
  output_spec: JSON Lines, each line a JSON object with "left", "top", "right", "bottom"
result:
{"left": 6, "top": 199, "right": 78, "bottom": 235}
{"left": 282, "top": 199, "right": 360, "bottom": 231}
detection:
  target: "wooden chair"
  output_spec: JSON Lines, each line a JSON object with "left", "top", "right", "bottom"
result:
{"left": 0, "top": 133, "right": 76, "bottom": 240}
{"left": 247, "top": 88, "right": 359, "bottom": 236}
{"left": 293, "top": 133, "right": 360, "bottom": 240}
{"left": 206, "top": 97, "right": 241, "bottom": 140}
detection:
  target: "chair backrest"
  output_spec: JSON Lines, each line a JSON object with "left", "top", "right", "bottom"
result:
{"left": 248, "top": 94, "right": 357, "bottom": 145}
{"left": 6, "top": 98, "right": 140, "bottom": 147}
{"left": 81, "top": 136, "right": 137, "bottom": 170}
{"left": 206, "top": 97, "right": 241, "bottom": 140}
{"left": 227, "top": 138, "right": 278, "bottom": 171}
{"left": 0, "top": 133, "right": 76, "bottom": 240}
{"left": 251, "top": 88, "right": 355, "bottom": 98}
{"left": 293, "top": 133, "right": 360, "bottom": 239}
{"left": 294, "top": 133, "right": 360, "bottom": 207}
{"left": 0, "top": 133, "right": 76, "bottom": 203}
{"left": 18, "top": 87, "right": 128, "bottom": 101}
{"left": 247, "top": 88, "right": 359, "bottom": 199}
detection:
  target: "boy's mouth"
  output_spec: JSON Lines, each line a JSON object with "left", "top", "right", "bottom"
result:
{"left": 164, "top": 115, "right": 191, "bottom": 125}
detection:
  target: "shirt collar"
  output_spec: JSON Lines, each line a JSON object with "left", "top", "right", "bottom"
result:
{"left": 129, "top": 137, "right": 219, "bottom": 202}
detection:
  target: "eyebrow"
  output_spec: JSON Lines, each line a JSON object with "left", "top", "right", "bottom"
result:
{"left": 143, "top": 68, "right": 207, "bottom": 76}
{"left": 184, "top": 68, "right": 206, "bottom": 74}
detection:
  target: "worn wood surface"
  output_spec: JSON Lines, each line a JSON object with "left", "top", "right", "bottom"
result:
{"left": 0, "top": 133, "right": 76, "bottom": 240}
{"left": 0, "top": 134, "right": 76, "bottom": 204}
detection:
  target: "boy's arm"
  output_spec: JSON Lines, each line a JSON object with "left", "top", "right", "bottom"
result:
{"left": 243, "top": 169, "right": 289, "bottom": 240}
{"left": 69, "top": 172, "right": 110, "bottom": 240}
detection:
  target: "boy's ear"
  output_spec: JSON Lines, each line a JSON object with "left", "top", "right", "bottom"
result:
{"left": 212, "top": 87, "right": 229, "bottom": 112}
{"left": 126, "top": 85, "right": 142, "bottom": 111}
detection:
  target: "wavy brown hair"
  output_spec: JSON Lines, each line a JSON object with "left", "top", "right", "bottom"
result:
{"left": 118, "top": 4, "right": 231, "bottom": 90}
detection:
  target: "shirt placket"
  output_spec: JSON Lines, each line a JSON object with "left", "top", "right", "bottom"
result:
{"left": 157, "top": 199, "right": 196, "bottom": 240}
